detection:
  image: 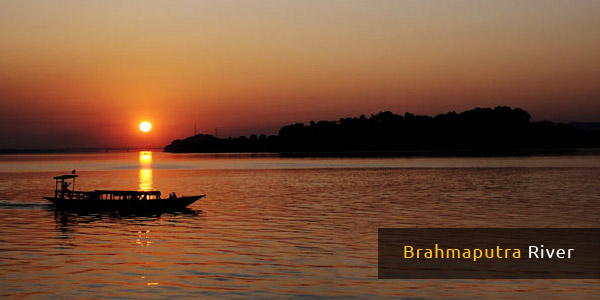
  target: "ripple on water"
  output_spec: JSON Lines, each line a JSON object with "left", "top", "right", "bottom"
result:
{"left": 0, "top": 156, "right": 599, "bottom": 298}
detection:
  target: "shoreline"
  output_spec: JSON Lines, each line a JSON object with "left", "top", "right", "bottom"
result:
{"left": 3, "top": 147, "right": 600, "bottom": 158}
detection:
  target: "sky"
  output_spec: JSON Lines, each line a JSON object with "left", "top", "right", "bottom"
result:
{"left": 0, "top": 0, "right": 599, "bottom": 148}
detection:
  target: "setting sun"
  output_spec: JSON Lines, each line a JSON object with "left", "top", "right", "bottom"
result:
{"left": 139, "top": 121, "right": 152, "bottom": 133}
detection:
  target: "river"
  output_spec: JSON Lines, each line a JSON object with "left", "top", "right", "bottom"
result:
{"left": 1, "top": 152, "right": 599, "bottom": 299}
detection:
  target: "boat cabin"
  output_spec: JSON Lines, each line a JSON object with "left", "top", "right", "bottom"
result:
{"left": 94, "top": 190, "right": 162, "bottom": 201}
{"left": 52, "top": 174, "right": 162, "bottom": 201}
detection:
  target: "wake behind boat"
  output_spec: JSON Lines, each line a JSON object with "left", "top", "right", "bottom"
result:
{"left": 44, "top": 174, "right": 205, "bottom": 211}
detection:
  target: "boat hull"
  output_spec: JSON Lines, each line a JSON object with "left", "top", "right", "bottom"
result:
{"left": 44, "top": 195, "right": 205, "bottom": 212}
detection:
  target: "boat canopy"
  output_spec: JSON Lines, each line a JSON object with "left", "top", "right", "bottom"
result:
{"left": 49, "top": 174, "right": 164, "bottom": 201}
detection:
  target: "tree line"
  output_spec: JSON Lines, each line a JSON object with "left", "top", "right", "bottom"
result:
{"left": 164, "top": 106, "right": 600, "bottom": 154}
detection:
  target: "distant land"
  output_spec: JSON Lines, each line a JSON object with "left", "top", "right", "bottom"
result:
{"left": 568, "top": 122, "right": 600, "bottom": 132}
{"left": 164, "top": 106, "right": 600, "bottom": 155}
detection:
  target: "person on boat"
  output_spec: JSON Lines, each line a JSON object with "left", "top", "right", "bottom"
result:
{"left": 172, "top": 192, "right": 177, "bottom": 199}
{"left": 61, "top": 182, "right": 72, "bottom": 198}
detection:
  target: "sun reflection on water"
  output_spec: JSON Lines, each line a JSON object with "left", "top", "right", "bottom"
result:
{"left": 139, "top": 151, "right": 152, "bottom": 167}
{"left": 135, "top": 230, "right": 153, "bottom": 246}
{"left": 139, "top": 151, "right": 153, "bottom": 191}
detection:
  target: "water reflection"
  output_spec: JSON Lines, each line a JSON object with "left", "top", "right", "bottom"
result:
{"left": 139, "top": 151, "right": 153, "bottom": 191}
{"left": 139, "top": 169, "right": 153, "bottom": 191}
{"left": 136, "top": 230, "right": 153, "bottom": 247}
{"left": 139, "top": 151, "right": 152, "bottom": 165}
{"left": 1, "top": 158, "right": 599, "bottom": 298}
{"left": 52, "top": 208, "right": 202, "bottom": 231}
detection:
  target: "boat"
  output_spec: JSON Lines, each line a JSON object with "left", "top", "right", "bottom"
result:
{"left": 44, "top": 174, "right": 205, "bottom": 211}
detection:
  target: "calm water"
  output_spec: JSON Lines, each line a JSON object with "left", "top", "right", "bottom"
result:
{"left": 1, "top": 152, "right": 599, "bottom": 299}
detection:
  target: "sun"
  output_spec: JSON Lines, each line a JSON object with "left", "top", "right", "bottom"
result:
{"left": 139, "top": 121, "right": 152, "bottom": 133}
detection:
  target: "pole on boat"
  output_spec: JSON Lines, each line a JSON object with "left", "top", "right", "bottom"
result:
{"left": 72, "top": 169, "right": 76, "bottom": 193}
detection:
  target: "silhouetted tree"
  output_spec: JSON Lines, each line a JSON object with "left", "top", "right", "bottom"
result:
{"left": 164, "top": 106, "right": 599, "bottom": 153}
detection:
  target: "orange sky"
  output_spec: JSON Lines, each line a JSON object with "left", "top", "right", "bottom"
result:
{"left": 1, "top": 0, "right": 599, "bottom": 148}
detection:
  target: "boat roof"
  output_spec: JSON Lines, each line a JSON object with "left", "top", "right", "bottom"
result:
{"left": 53, "top": 174, "right": 79, "bottom": 179}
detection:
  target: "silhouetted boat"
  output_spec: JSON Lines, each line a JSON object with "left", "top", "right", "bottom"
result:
{"left": 44, "top": 174, "right": 205, "bottom": 211}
